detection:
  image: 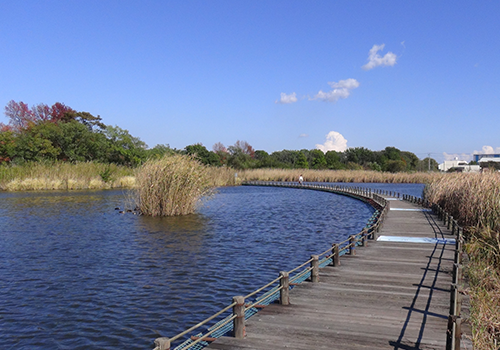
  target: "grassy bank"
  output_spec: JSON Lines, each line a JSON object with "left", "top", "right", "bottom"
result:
{"left": 425, "top": 173, "right": 500, "bottom": 348}
{"left": 0, "top": 161, "right": 136, "bottom": 190}
{"left": 0, "top": 160, "right": 236, "bottom": 191}
{"left": 237, "top": 168, "right": 443, "bottom": 184}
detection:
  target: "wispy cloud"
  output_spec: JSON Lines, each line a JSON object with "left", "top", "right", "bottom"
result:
{"left": 316, "top": 131, "right": 348, "bottom": 152}
{"left": 299, "top": 133, "right": 309, "bottom": 138}
{"left": 310, "top": 79, "right": 359, "bottom": 103}
{"left": 275, "top": 92, "right": 297, "bottom": 104}
{"left": 362, "top": 44, "right": 397, "bottom": 70}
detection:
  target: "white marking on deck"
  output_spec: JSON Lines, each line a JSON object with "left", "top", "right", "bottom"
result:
{"left": 390, "top": 208, "right": 432, "bottom": 212}
{"left": 377, "top": 236, "right": 456, "bottom": 244}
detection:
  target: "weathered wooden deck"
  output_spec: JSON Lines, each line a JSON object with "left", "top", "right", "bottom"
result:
{"left": 206, "top": 197, "right": 470, "bottom": 349}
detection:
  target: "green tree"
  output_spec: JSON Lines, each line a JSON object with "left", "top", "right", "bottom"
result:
{"left": 56, "top": 121, "right": 109, "bottom": 162}
{"left": 254, "top": 150, "right": 272, "bottom": 168}
{"left": 296, "top": 151, "right": 309, "bottom": 169}
{"left": 309, "top": 149, "right": 327, "bottom": 169}
{"left": 385, "top": 159, "right": 407, "bottom": 173}
{"left": 145, "top": 144, "right": 177, "bottom": 159}
{"left": 104, "top": 125, "right": 148, "bottom": 166}
{"left": 185, "top": 143, "right": 220, "bottom": 166}
{"left": 325, "top": 151, "right": 344, "bottom": 169}
{"left": 417, "top": 157, "right": 439, "bottom": 172}
{"left": 13, "top": 123, "right": 60, "bottom": 162}
{"left": 0, "top": 130, "right": 16, "bottom": 163}
{"left": 401, "top": 151, "right": 419, "bottom": 171}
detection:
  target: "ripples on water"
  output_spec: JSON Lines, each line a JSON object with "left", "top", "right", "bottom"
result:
{"left": 0, "top": 183, "right": 424, "bottom": 349}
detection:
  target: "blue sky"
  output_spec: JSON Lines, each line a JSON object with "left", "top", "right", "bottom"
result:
{"left": 1, "top": 1, "right": 499, "bottom": 163}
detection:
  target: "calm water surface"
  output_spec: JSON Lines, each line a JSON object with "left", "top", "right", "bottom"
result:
{"left": 0, "top": 183, "right": 424, "bottom": 349}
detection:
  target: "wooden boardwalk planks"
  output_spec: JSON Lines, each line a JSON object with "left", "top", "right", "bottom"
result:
{"left": 206, "top": 197, "right": 471, "bottom": 350}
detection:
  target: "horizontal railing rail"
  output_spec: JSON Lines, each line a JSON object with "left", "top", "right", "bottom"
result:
{"left": 153, "top": 181, "right": 394, "bottom": 350}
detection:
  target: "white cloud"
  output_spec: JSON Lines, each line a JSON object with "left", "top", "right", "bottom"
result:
{"left": 275, "top": 92, "right": 297, "bottom": 104}
{"left": 475, "top": 145, "right": 500, "bottom": 154}
{"left": 311, "top": 79, "right": 359, "bottom": 103}
{"left": 362, "top": 44, "right": 397, "bottom": 70}
{"left": 316, "top": 131, "right": 348, "bottom": 153}
{"left": 299, "top": 133, "right": 309, "bottom": 138}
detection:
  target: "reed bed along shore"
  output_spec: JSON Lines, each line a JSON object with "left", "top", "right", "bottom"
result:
{"left": 425, "top": 173, "right": 500, "bottom": 348}
{"left": 237, "top": 168, "right": 444, "bottom": 184}
{"left": 0, "top": 161, "right": 136, "bottom": 191}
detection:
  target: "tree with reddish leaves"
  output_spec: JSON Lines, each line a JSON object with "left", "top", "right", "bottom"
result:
{"left": 4, "top": 100, "right": 36, "bottom": 131}
{"left": 212, "top": 142, "right": 227, "bottom": 154}
{"left": 230, "top": 140, "right": 255, "bottom": 158}
{"left": 3, "top": 100, "right": 105, "bottom": 132}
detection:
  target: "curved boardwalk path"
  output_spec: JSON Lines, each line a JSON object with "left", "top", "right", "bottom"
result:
{"left": 206, "top": 192, "right": 471, "bottom": 350}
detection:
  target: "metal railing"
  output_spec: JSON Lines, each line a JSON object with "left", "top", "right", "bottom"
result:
{"left": 153, "top": 181, "right": 392, "bottom": 350}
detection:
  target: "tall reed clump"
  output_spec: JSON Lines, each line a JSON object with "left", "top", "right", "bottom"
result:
{"left": 424, "top": 172, "right": 500, "bottom": 348}
{"left": 135, "top": 154, "right": 213, "bottom": 216}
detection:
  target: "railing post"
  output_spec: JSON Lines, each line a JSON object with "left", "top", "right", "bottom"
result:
{"left": 453, "top": 263, "right": 462, "bottom": 285}
{"left": 154, "top": 338, "right": 170, "bottom": 350}
{"left": 455, "top": 227, "right": 462, "bottom": 264}
{"left": 446, "top": 315, "right": 456, "bottom": 350}
{"left": 349, "top": 235, "right": 356, "bottom": 255}
{"left": 447, "top": 215, "right": 453, "bottom": 230}
{"left": 232, "top": 296, "right": 246, "bottom": 339}
{"left": 361, "top": 229, "right": 368, "bottom": 247}
{"left": 310, "top": 255, "right": 319, "bottom": 282}
{"left": 450, "top": 284, "right": 458, "bottom": 316}
{"left": 332, "top": 244, "right": 340, "bottom": 266}
{"left": 279, "top": 271, "right": 289, "bottom": 305}
{"left": 454, "top": 316, "right": 461, "bottom": 350}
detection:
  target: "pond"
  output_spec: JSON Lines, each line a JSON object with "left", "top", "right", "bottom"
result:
{"left": 0, "top": 183, "right": 424, "bottom": 349}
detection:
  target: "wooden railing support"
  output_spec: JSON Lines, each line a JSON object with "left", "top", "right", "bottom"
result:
{"left": 349, "top": 235, "right": 356, "bottom": 255}
{"left": 279, "top": 271, "right": 289, "bottom": 305}
{"left": 453, "top": 263, "right": 462, "bottom": 285}
{"left": 446, "top": 315, "right": 462, "bottom": 350}
{"left": 454, "top": 316, "right": 462, "bottom": 350}
{"left": 447, "top": 215, "right": 453, "bottom": 230}
{"left": 361, "top": 228, "right": 368, "bottom": 247}
{"left": 449, "top": 284, "right": 458, "bottom": 316}
{"left": 233, "top": 296, "right": 246, "bottom": 339}
{"left": 331, "top": 244, "right": 340, "bottom": 267}
{"left": 310, "top": 255, "right": 319, "bottom": 283}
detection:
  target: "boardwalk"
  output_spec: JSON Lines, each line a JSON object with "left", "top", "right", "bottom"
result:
{"left": 206, "top": 196, "right": 470, "bottom": 350}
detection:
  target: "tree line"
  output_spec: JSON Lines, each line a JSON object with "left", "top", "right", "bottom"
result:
{"left": 0, "top": 100, "right": 438, "bottom": 172}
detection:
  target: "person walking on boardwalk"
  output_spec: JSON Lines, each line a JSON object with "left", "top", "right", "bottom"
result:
{"left": 298, "top": 174, "right": 303, "bottom": 185}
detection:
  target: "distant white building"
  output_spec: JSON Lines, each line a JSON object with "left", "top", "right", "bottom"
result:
{"left": 438, "top": 159, "right": 480, "bottom": 172}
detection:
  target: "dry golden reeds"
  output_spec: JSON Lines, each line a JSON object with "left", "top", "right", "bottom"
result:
{"left": 238, "top": 168, "right": 443, "bottom": 184}
{"left": 0, "top": 161, "right": 135, "bottom": 191}
{"left": 134, "top": 154, "right": 214, "bottom": 216}
{"left": 425, "top": 172, "right": 500, "bottom": 347}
